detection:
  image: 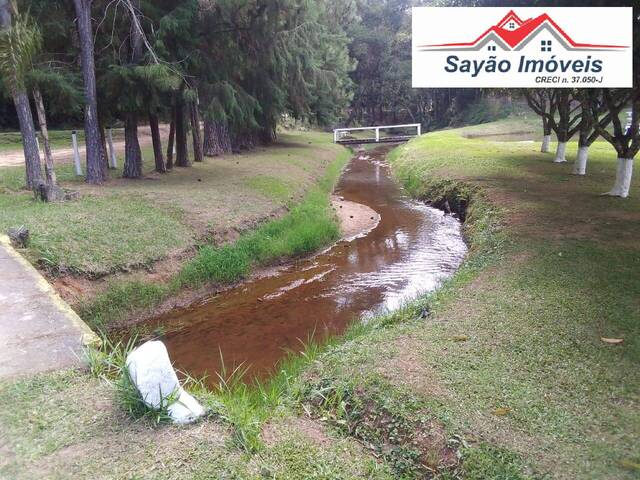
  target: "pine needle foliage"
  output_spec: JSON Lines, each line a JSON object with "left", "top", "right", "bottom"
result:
{"left": 0, "top": 8, "right": 40, "bottom": 94}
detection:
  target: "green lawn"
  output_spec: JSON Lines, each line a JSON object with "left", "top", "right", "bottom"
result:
{"left": 0, "top": 130, "right": 343, "bottom": 276}
{"left": 0, "top": 369, "right": 392, "bottom": 479}
{"left": 300, "top": 119, "right": 639, "bottom": 478}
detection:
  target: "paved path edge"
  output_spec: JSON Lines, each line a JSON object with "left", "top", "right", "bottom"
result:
{"left": 0, "top": 234, "right": 101, "bottom": 350}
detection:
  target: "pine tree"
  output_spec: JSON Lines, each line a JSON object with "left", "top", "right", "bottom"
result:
{"left": 73, "top": 0, "right": 108, "bottom": 184}
{"left": 0, "top": 2, "right": 43, "bottom": 190}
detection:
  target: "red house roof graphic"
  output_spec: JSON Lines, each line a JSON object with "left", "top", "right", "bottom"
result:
{"left": 419, "top": 10, "right": 628, "bottom": 51}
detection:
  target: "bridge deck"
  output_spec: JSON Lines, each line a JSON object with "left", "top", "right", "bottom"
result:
{"left": 336, "top": 136, "right": 413, "bottom": 145}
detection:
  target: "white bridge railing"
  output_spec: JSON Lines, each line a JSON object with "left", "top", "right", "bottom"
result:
{"left": 333, "top": 123, "right": 422, "bottom": 144}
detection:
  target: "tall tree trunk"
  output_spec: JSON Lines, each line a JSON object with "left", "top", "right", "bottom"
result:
{"left": 124, "top": 0, "right": 144, "bottom": 176}
{"left": 99, "top": 123, "right": 109, "bottom": 170}
{"left": 541, "top": 116, "right": 551, "bottom": 153}
{"left": 123, "top": 112, "right": 142, "bottom": 178}
{"left": 149, "top": 112, "right": 166, "bottom": 173}
{"left": 190, "top": 101, "right": 203, "bottom": 163}
{"left": 166, "top": 106, "right": 175, "bottom": 169}
{"left": 574, "top": 143, "right": 589, "bottom": 176}
{"left": 13, "top": 91, "right": 42, "bottom": 190}
{"left": 219, "top": 123, "right": 232, "bottom": 154}
{"left": 574, "top": 111, "right": 591, "bottom": 176}
{"left": 175, "top": 99, "right": 190, "bottom": 167}
{"left": 606, "top": 158, "right": 634, "bottom": 198}
{"left": 73, "top": 0, "right": 107, "bottom": 184}
{"left": 32, "top": 89, "right": 56, "bottom": 187}
{"left": 203, "top": 118, "right": 223, "bottom": 157}
{"left": 260, "top": 124, "right": 276, "bottom": 144}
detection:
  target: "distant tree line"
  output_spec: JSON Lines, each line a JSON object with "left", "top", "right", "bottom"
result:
{"left": 0, "top": 0, "right": 356, "bottom": 187}
{"left": 345, "top": 0, "right": 638, "bottom": 130}
{"left": 0, "top": 0, "right": 638, "bottom": 197}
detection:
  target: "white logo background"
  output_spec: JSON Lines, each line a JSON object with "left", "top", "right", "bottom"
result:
{"left": 412, "top": 7, "right": 633, "bottom": 88}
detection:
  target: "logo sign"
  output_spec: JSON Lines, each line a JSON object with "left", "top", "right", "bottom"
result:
{"left": 412, "top": 7, "right": 633, "bottom": 88}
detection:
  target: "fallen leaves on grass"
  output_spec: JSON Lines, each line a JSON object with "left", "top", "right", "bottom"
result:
{"left": 619, "top": 459, "right": 640, "bottom": 471}
{"left": 492, "top": 408, "right": 511, "bottom": 416}
{"left": 452, "top": 335, "right": 469, "bottom": 342}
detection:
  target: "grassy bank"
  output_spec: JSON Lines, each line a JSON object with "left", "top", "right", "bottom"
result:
{"left": 0, "top": 130, "right": 343, "bottom": 276}
{"left": 1, "top": 119, "right": 638, "bottom": 479}
{"left": 82, "top": 149, "right": 348, "bottom": 329}
{"left": 297, "top": 119, "right": 639, "bottom": 478}
{"left": 0, "top": 130, "right": 346, "bottom": 318}
{"left": 0, "top": 368, "right": 393, "bottom": 479}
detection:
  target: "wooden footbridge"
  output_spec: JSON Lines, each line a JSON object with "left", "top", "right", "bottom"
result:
{"left": 333, "top": 123, "right": 421, "bottom": 145}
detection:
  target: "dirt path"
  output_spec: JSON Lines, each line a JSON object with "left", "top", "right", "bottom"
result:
{"left": 0, "top": 235, "right": 98, "bottom": 380}
{"left": 0, "top": 124, "right": 170, "bottom": 168}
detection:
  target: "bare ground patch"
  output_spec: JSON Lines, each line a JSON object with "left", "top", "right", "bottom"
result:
{"left": 262, "top": 415, "right": 334, "bottom": 448}
{"left": 0, "top": 371, "right": 233, "bottom": 480}
{"left": 372, "top": 334, "right": 451, "bottom": 400}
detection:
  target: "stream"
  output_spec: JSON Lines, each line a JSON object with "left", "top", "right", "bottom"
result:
{"left": 142, "top": 146, "right": 468, "bottom": 385}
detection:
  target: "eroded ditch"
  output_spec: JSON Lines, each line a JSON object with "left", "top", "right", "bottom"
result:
{"left": 136, "top": 145, "right": 468, "bottom": 385}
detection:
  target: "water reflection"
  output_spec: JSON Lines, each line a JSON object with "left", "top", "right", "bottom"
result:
{"left": 140, "top": 146, "right": 468, "bottom": 384}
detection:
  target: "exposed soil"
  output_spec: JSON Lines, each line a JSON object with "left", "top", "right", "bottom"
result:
{"left": 262, "top": 416, "right": 334, "bottom": 448}
{"left": 50, "top": 205, "right": 289, "bottom": 310}
{"left": 373, "top": 335, "right": 451, "bottom": 400}
{"left": 331, "top": 195, "right": 380, "bottom": 241}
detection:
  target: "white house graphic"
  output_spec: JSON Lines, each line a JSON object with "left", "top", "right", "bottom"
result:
{"left": 419, "top": 10, "right": 628, "bottom": 52}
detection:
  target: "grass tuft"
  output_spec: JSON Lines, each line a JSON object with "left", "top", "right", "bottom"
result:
{"left": 177, "top": 175, "right": 344, "bottom": 289}
{"left": 79, "top": 281, "right": 168, "bottom": 330}
{"left": 84, "top": 334, "right": 197, "bottom": 424}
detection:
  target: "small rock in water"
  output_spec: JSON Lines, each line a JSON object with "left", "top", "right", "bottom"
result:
{"left": 126, "top": 340, "right": 205, "bottom": 424}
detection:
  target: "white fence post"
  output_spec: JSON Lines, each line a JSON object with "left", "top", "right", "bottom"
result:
{"left": 333, "top": 129, "right": 337, "bottom": 143}
{"left": 71, "top": 130, "right": 83, "bottom": 176}
{"left": 107, "top": 128, "right": 117, "bottom": 169}
{"left": 417, "top": 124, "right": 422, "bottom": 136}
{"left": 375, "top": 127, "right": 380, "bottom": 142}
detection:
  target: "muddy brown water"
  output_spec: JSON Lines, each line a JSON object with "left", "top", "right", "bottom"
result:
{"left": 141, "top": 146, "right": 467, "bottom": 385}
